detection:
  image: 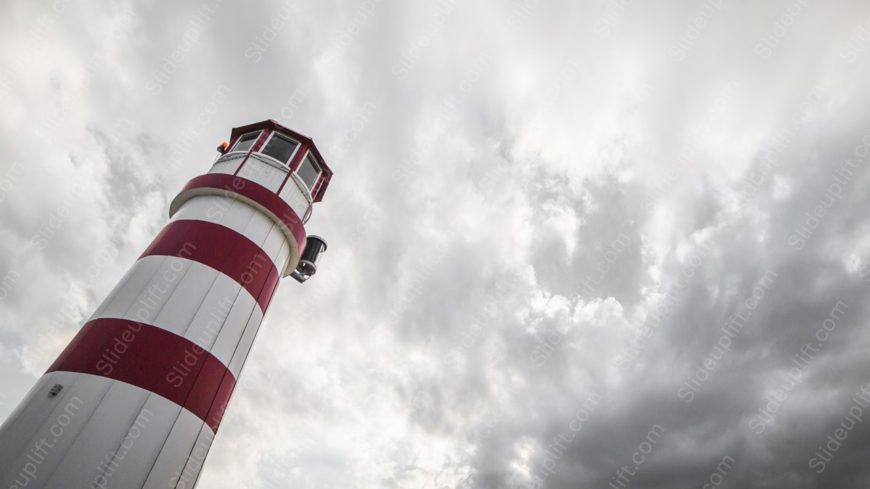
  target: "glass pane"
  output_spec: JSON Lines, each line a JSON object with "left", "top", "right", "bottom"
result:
{"left": 261, "top": 133, "right": 299, "bottom": 164}
{"left": 296, "top": 154, "right": 321, "bottom": 191}
{"left": 232, "top": 131, "right": 259, "bottom": 152}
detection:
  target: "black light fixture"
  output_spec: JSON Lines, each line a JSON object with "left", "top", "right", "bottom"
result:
{"left": 291, "top": 235, "right": 327, "bottom": 283}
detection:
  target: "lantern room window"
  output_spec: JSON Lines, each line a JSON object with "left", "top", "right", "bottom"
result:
{"left": 296, "top": 152, "right": 321, "bottom": 192}
{"left": 261, "top": 132, "right": 300, "bottom": 165}
{"left": 231, "top": 131, "right": 260, "bottom": 152}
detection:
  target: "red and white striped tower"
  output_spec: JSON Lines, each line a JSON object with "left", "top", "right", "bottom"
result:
{"left": 0, "top": 120, "right": 333, "bottom": 489}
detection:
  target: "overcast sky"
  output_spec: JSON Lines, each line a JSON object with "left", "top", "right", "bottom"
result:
{"left": 2, "top": 0, "right": 870, "bottom": 488}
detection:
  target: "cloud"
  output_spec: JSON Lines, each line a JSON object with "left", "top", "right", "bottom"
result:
{"left": 2, "top": 0, "right": 870, "bottom": 488}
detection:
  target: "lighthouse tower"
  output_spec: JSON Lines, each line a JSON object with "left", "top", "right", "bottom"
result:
{"left": 0, "top": 120, "right": 333, "bottom": 488}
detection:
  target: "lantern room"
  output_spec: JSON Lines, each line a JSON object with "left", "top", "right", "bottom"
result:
{"left": 214, "top": 120, "right": 333, "bottom": 223}
{"left": 171, "top": 120, "right": 333, "bottom": 282}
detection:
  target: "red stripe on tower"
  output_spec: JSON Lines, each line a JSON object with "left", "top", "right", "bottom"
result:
{"left": 46, "top": 318, "right": 235, "bottom": 432}
{"left": 170, "top": 173, "right": 308, "bottom": 258}
{"left": 141, "top": 219, "right": 280, "bottom": 312}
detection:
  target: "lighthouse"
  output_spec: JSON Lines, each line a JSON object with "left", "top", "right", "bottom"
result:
{"left": 0, "top": 120, "right": 333, "bottom": 488}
